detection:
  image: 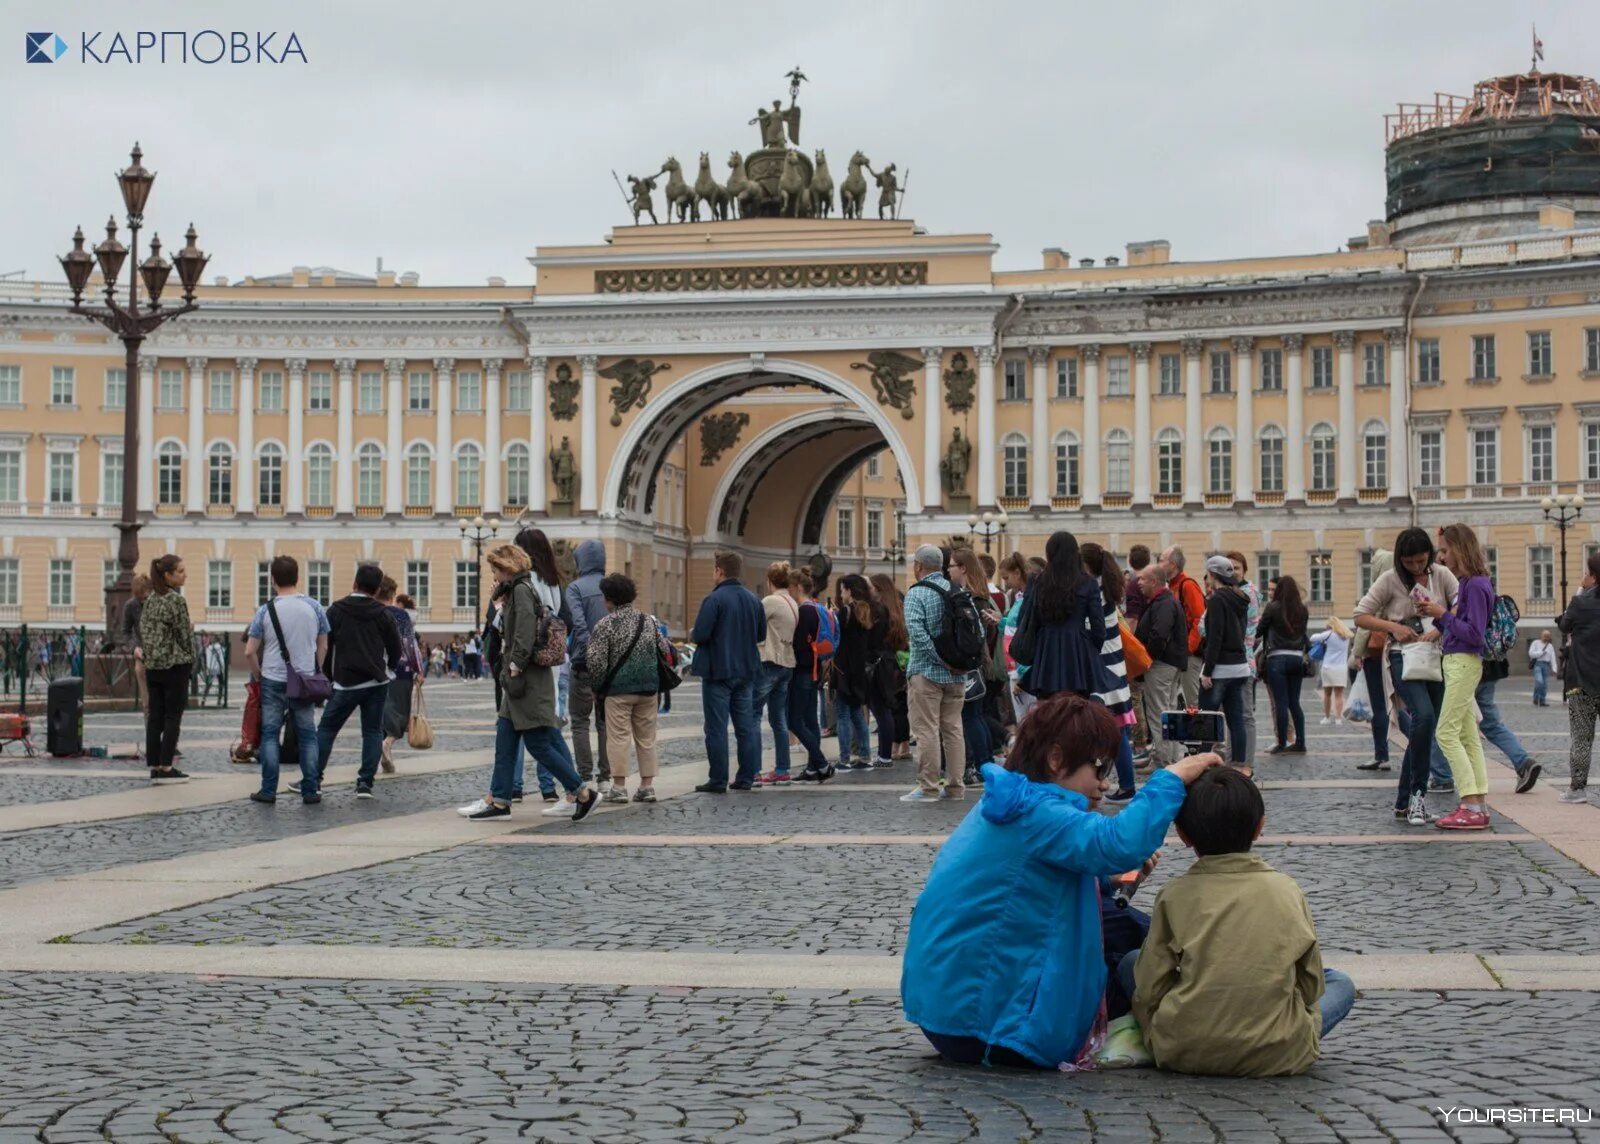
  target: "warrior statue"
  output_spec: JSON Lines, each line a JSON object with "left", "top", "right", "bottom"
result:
{"left": 870, "top": 162, "right": 901, "bottom": 220}
{"left": 626, "top": 173, "right": 659, "bottom": 225}
{"left": 941, "top": 427, "right": 971, "bottom": 500}
{"left": 550, "top": 437, "right": 577, "bottom": 503}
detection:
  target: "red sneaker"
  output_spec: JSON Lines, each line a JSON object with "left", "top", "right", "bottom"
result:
{"left": 755, "top": 771, "right": 791, "bottom": 786}
{"left": 1435, "top": 805, "right": 1490, "bottom": 831}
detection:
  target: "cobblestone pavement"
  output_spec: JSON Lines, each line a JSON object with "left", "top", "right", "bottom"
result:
{"left": 0, "top": 773, "right": 149, "bottom": 807}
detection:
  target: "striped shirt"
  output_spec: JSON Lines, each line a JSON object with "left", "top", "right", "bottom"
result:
{"left": 1093, "top": 589, "right": 1136, "bottom": 724}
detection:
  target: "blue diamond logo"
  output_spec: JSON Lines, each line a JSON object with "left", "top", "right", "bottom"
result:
{"left": 26, "top": 32, "right": 68, "bottom": 63}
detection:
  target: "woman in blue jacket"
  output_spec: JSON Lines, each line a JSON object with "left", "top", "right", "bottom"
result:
{"left": 902, "top": 693, "right": 1220, "bottom": 1069}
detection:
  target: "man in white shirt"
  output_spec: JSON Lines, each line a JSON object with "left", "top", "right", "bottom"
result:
{"left": 1529, "top": 630, "right": 1559, "bottom": 707}
{"left": 245, "top": 555, "right": 329, "bottom": 805}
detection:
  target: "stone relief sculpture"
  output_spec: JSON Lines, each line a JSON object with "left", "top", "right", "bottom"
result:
{"left": 599, "top": 357, "right": 672, "bottom": 426}
{"left": 548, "top": 362, "right": 579, "bottom": 421}
{"left": 699, "top": 412, "right": 751, "bottom": 466}
{"left": 940, "top": 426, "right": 972, "bottom": 500}
{"left": 850, "top": 350, "right": 921, "bottom": 419}
{"left": 943, "top": 351, "right": 976, "bottom": 414}
{"left": 550, "top": 437, "right": 577, "bottom": 503}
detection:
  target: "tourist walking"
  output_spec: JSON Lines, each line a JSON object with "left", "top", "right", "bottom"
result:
{"left": 947, "top": 549, "right": 1002, "bottom": 783}
{"left": 1160, "top": 546, "right": 1206, "bottom": 706}
{"left": 1349, "top": 549, "right": 1396, "bottom": 772}
{"left": 1557, "top": 551, "right": 1600, "bottom": 803}
{"left": 1420, "top": 523, "right": 1494, "bottom": 830}
{"left": 1312, "top": 617, "right": 1351, "bottom": 725}
{"left": 1259, "top": 577, "right": 1310, "bottom": 755}
{"left": 584, "top": 573, "right": 673, "bottom": 803}
{"left": 1081, "top": 542, "right": 1137, "bottom": 801}
{"left": 312, "top": 563, "right": 402, "bottom": 800}
{"left": 1134, "top": 563, "right": 1187, "bottom": 766}
{"left": 870, "top": 572, "right": 912, "bottom": 759}
{"left": 244, "top": 555, "right": 328, "bottom": 804}
{"left": 1529, "top": 629, "right": 1558, "bottom": 707}
{"left": 691, "top": 551, "right": 767, "bottom": 793}
{"left": 463, "top": 633, "right": 482, "bottom": 680}
{"left": 787, "top": 567, "right": 836, "bottom": 781}
{"left": 513, "top": 526, "right": 572, "bottom": 811}
{"left": 377, "top": 577, "right": 418, "bottom": 775}
{"left": 1196, "top": 555, "right": 1251, "bottom": 774}
{"left": 564, "top": 539, "right": 612, "bottom": 789}
{"left": 754, "top": 561, "right": 798, "bottom": 784}
{"left": 139, "top": 554, "right": 194, "bottom": 784}
{"left": 900, "top": 544, "right": 972, "bottom": 803}
{"left": 834, "top": 573, "right": 891, "bottom": 770}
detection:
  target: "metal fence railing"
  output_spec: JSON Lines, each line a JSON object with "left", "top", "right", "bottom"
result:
{"left": 0, "top": 626, "right": 231, "bottom": 713}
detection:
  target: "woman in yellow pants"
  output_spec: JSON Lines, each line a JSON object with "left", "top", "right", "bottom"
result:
{"left": 1419, "top": 524, "right": 1494, "bottom": 831}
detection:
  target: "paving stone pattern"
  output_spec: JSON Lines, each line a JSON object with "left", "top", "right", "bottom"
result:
{"left": 0, "top": 774, "right": 149, "bottom": 807}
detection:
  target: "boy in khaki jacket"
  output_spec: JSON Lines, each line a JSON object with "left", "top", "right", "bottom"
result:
{"left": 1121, "top": 769, "right": 1355, "bottom": 1076}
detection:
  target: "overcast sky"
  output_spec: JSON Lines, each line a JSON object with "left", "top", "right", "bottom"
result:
{"left": 4, "top": 1, "right": 1596, "bottom": 287}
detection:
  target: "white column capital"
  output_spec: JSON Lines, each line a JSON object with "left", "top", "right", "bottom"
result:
{"left": 433, "top": 357, "right": 456, "bottom": 374}
{"left": 1027, "top": 344, "right": 1051, "bottom": 365}
{"left": 577, "top": 353, "right": 599, "bottom": 370}
{"left": 234, "top": 357, "right": 258, "bottom": 375}
{"left": 185, "top": 356, "right": 208, "bottom": 372}
{"left": 285, "top": 357, "right": 307, "bottom": 377}
{"left": 1181, "top": 337, "right": 1204, "bottom": 359}
{"left": 334, "top": 358, "right": 356, "bottom": 376}
{"left": 482, "top": 358, "right": 504, "bottom": 375}
{"left": 527, "top": 355, "right": 549, "bottom": 373}
{"left": 921, "top": 346, "right": 943, "bottom": 364}
{"left": 1332, "top": 330, "right": 1356, "bottom": 351}
{"left": 1130, "top": 341, "right": 1152, "bottom": 362}
{"left": 1282, "top": 333, "right": 1305, "bottom": 352}
{"left": 1230, "top": 335, "right": 1255, "bottom": 355}
{"left": 1383, "top": 326, "right": 1407, "bottom": 347}
{"left": 384, "top": 357, "right": 406, "bottom": 376}
{"left": 1081, "top": 342, "right": 1102, "bottom": 363}
{"left": 973, "top": 345, "right": 996, "bottom": 367}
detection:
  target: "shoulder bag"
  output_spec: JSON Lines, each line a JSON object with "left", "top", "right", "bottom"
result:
{"left": 266, "top": 598, "right": 333, "bottom": 703}
{"left": 1400, "top": 639, "right": 1444, "bottom": 682}
{"left": 657, "top": 622, "right": 683, "bottom": 695}
{"left": 407, "top": 678, "right": 434, "bottom": 749}
{"left": 1009, "top": 592, "right": 1038, "bottom": 667}
{"left": 596, "top": 614, "right": 648, "bottom": 697}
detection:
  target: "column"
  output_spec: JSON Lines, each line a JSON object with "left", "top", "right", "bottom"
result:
{"left": 434, "top": 357, "right": 455, "bottom": 512}
{"left": 483, "top": 358, "right": 503, "bottom": 513}
{"left": 1334, "top": 330, "right": 1357, "bottom": 500}
{"left": 185, "top": 356, "right": 206, "bottom": 513}
{"left": 529, "top": 356, "right": 548, "bottom": 513}
{"left": 1232, "top": 336, "right": 1254, "bottom": 503}
{"left": 1386, "top": 327, "right": 1409, "bottom": 499}
{"left": 1131, "top": 342, "right": 1152, "bottom": 505}
{"left": 975, "top": 345, "right": 997, "bottom": 508}
{"left": 384, "top": 358, "right": 404, "bottom": 514}
{"left": 335, "top": 358, "right": 355, "bottom": 514}
{"left": 136, "top": 356, "right": 154, "bottom": 513}
{"left": 921, "top": 346, "right": 942, "bottom": 509}
{"left": 579, "top": 353, "right": 598, "bottom": 513}
{"left": 286, "top": 358, "right": 306, "bottom": 514}
{"left": 1182, "top": 337, "right": 1203, "bottom": 504}
{"left": 1082, "top": 343, "right": 1102, "bottom": 505}
{"left": 236, "top": 357, "right": 257, "bottom": 514}
{"left": 1284, "top": 334, "right": 1305, "bottom": 501}
{"left": 1029, "top": 345, "right": 1050, "bottom": 507}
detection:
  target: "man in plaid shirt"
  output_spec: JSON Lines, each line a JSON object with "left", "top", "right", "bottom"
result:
{"left": 901, "top": 545, "right": 969, "bottom": 803}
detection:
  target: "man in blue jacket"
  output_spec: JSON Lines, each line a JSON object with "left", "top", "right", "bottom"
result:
{"left": 564, "top": 539, "right": 611, "bottom": 789}
{"left": 691, "top": 550, "right": 766, "bottom": 792}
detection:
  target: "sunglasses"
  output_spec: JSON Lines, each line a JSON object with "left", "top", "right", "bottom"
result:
{"left": 1094, "top": 755, "right": 1118, "bottom": 782}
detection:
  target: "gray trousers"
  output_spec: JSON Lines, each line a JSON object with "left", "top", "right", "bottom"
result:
{"left": 1143, "top": 661, "right": 1182, "bottom": 766}
{"left": 568, "top": 665, "right": 611, "bottom": 783}
{"left": 1241, "top": 675, "right": 1258, "bottom": 767}
{"left": 1182, "top": 655, "right": 1204, "bottom": 707}
{"left": 1571, "top": 688, "right": 1599, "bottom": 791}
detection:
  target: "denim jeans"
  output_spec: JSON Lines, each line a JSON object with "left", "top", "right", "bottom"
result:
{"left": 1264, "top": 655, "right": 1306, "bottom": 749}
{"left": 1389, "top": 652, "right": 1444, "bottom": 807}
{"left": 512, "top": 748, "right": 557, "bottom": 796}
{"left": 1112, "top": 726, "right": 1135, "bottom": 792}
{"left": 1362, "top": 656, "right": 1390, "bottom": 763}
{"left": 961, "top": 697, "right": 992, "bottom": 771}
{"left": 787, "top": 669, "right": 828, "bottom": 771}
{"left": 315, "top": 684, "right": 389, "bottom": 786}
{"left": 1532, "top": 662, "right": 1550, "bottom": 705}
{"left": 753, "top": 662, "right": 791, "bottom": 774}
{"left": 702, "top": 676, "right": 761, "bottom": 786}
{"left": 258, "top": 677, "right": 319, "bottom": 797}
{"left": 1474, "top": 678, "right": 1529, "bottom": 769}
{"left": 1116, "top": 954, "right": 1356, "bottom": 1040}
{"left": 837, "top": 702, "right": 870, "bottom": 765}
{"left": 492, "top": 718, "right": 581, "bottom": 805}
{"left": 1198, "top": 676, "right": 1248, "bottom": 766}
{"left": 869, "top": 692, "right": 895, "bottom": 760}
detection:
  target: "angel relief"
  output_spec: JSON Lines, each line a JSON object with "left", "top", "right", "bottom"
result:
{"left": 600, "top": 358, "right": 673, "bottom": 426}
{"left": 850, "top": 350, "right": 921, "bottom": 419}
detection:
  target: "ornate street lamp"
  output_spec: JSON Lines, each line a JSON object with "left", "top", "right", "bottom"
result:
{"left": 1541, "top": 493, "right": 1586, "bottom": 608}
{"left": 459, "top": 515, "right": 501, "bottom": 633}
{"left": 59, "top": 145, "right": 208, "bottom": 644}
{"left": 884, "top": 507, "right": 904, "bottom": 583}
{"left": 967, "top": 509, "right": 1009, "bottom": 556}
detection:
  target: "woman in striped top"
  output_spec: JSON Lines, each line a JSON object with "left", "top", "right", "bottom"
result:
{"left": 1081, "top": 542, "right": 1137, "bottom": 802}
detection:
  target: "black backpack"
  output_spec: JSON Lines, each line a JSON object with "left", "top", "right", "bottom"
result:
{"left": 909, "top": 579, "right": 986, "bottom": 673}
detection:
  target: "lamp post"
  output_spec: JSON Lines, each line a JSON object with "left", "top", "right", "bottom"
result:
{"left": 1541, "top": 493, "right": 1586, "bottom": 608}
{"left": 459, "top": 515, "right": 501, "bottom": 633}
{"left": 883, "top": 508, "right": 904, "bottom": 586}
{"left": 966, "top": 509, "right": 1009, "bottom": 556}
{"left": 59, "top": 144, "right": 208, "bottom": 645}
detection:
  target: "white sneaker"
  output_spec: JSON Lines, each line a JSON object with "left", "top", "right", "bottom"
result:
{"left": 542, "top": 798, "right": 577, "bottom": 816}
{"left": 1559, "top": 788, "right": 1590, "bottom": 804}
{"left": 457, "top": 798, "right": 491, "bottom": 818}
{"left": 1406, "top": 792, "right": 1431, "bottom": 826}
{"left": 1319, "top": 717, "right": 1332, "bottom": 725}
{"left": 1334, "top": 716, "right": 1345, "bottom": 725}
{"left": 899, "top": 788, "right": 939, "bottom": 803}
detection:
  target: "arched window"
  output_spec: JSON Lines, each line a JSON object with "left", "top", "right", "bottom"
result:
{"left": 1053, "top": 430, "right": 1079, "bottom": 497}
{"left": 456, "top": 443, "right": 481, "bottom": 508}
{"left": 1310, "top": 423, "right": 1336, "bottom": 492}
{"left": 505, "top": 443, "right": 530, "bottom": 507}
{"left": 157, "top": 442, "right": 183, "bottom": 506}
{"left": 1156, "top": 429, "right": 1182, "bottom": 496}
{"left": 207, "top": 442, "right": 234, "bottom": 507}
{"left": 1001, "top": 433, "right": 1028, "bottom": 499}
{"left": 1258, "top": 425, "right": 1285, "bottom": 493}
{"left": 357, "top": 444, "right": 383, "bottom": 508}
{"left": 1362, "top": 419, "right": 1388, "bottom": 491}
{"left": 257, "top": 443, "right": 283, "bottom": 507}
{"left": 1207, "top": 428, "right": 1233, "bottom": 495}
{"left": 406, "top": 444, "right": 431, "bottom": 508}
{"left": 306, "top": 444, "right": 333, "bottom": 508}
{"left": 1104, "top": 428, "right": 1131, "bottom": 495}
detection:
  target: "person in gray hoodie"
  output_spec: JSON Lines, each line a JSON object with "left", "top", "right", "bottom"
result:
{"left": 564, "top": 539, "right": 611, "bottom": 786}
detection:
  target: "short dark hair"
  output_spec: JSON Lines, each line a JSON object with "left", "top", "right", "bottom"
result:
{"left": 1004, "top": 693, "right": 1121, "bottom": 784}
{"left": 353, "top": 563, "right": 383, "bottom": 594}
{"left": 1174, "top": 769, "right": 1265, "bottom": 856}
{"left": 269, "top": 554, "right": 299, "bottom": 589}
{"left": 1590, "top": 550, "right": 1600, "bottom": 582}
{"left": 714, "top": 551, "right": 742, "bottom": 578}
{"left": 1129, "top": 544, "right": 1151, "bottom": 570}
{"left": 599, "top": 572, "right": 637, "bottom": 607}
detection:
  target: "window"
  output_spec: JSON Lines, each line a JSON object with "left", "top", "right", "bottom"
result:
{"left": 1486, "top": 546, "right": 1499, "bottom": 585}
{"left": 1053, "top": 431, "right": 1079, "bottom": 498}
{"left": 406, "top": 445, "right": 431, "bottom": 507}
{"left": 207, "top": 560, "right": 232, "bottom": 610}
{"left": 357, "top": 444, "right": 383, "bottom": 507}
{"left": 1158, "top": 354, "right": 1181, "bottom": 396}
{"left": 406, "top": 560, "right": 431, "bottom": 608}
{"left": 1258, "top": 427, "right": 1284, "bottom": 492}
{"left": 48, "top": 450, "right": 75, "bottom": 504}
{"left": 104, "top": 368, "right": 126, "bottom": 410}
{"left": 1002, "top": 359, "right": 1026, "bottom": 401}
{"left": 308, "top": 371, "right": 332, "bottom": 411}
{"left": 1207, "top": 428, "right": 1233, "bottom": 494}
{"left": 1362, "top": 420, "right": 1387, "bottom": 490}
{"left": 836, "top": 506, "right": 854, "bottom": 549}
{"left": 1258, "top": 349, "right": 1283, "bottom": 392}
{"left": 1309, "top": 424, "right": 1336, "bottom": 492}
{"left": 454, "top": 560, "right": 480, "bottom": 611}
{"left": 1528, "top": 424, "right": 1554, "bottom": 483}
{"left": 865, "top": 454, "right": 880, "bottom": 479}
{"left": 506, "top": 370, "right": 531, "bottom": 412}
{"left": 1308, "top": 553, "right": 1332, "bottom": 605}
{"left": 0, "top": 364, "right": 19, "bottom": 405}
{"left": 207, "top": 443, "right": 233, "bottom": 506}
{"left": 865, "top": 506, "right": 883, "bottom": 551}
{"left": 1002, "top": 433, "right": 1028, "bottom": 499}
{"left": 101, "top": 449, "right": 123, "bottom": 506}
{"left": 307, "top": 444, "right": 333, "bottom": 508}
{"left": 505, "top": 444, "right": 530, "bottom": 506}
{"left": 1055, "top": 357, "right": 1078, "bottom": 398}
{"left": 1362, "top": 343, "right": 1385, "bottom": 387}
{"left": 456, "top": 370, "right": 483, "bottom": 412}
{"left": 1586, "top": 328, "right": 1600, "bottom": 373}
{"left": 1359, "top": 549, "right": 1375, "bottom": 596}
{"left": 48, "top": 559, "right": 73, "bottom": 608}
{"left": 1156, "top": 429, "right": 1182, "bottom": 495}
{"left": 0, "top": 449, "right": 19, "bottom": 502}
{"left": 258, "top": 444, "right": 283, "bottom": 506}
{"left": 0, "top": 559, "right": 18, "bottom": 607}
{"left": 1586, "top": 423, "right": 1600, "bottom": 481}
{"left": 1310, "top": 346, "right": 1333, "bottom": 390}
{"left": 1105, "top": 355, "right": 1130, "bottom": 396}
{"left": 1255, "top": 552, "right": 1280, "bottom": 597}
{"left": 50, "top": 367, "right": 75, "bottom": 406}
{"left": 208, "top": 368, "right": 234, "bottom": 411}
{"left": 157, "top": 443, "right": 183, "bottom": 505}
{"left": 1528, "top": 331, "right": 1552, "bottom": 377}
{"left": 1417, "top": 430, "right": 1443, "bottom": 488}
{"left": 1104, "top": 429, "right": 1131, "bottom": 495}
{"left": 158, "top": 368, "right": 184, "bottom": 410}
{"left": 307, "top": 561, "right": 331, "bottom": 606}
{"left": 1529, "top": 546, "right": 1554, "bottom": 601}
{"left": 258, "top": 370, "right": 284, "bottom": 412}
{"left": 257, "top": 562, "right": 271, "bottom": 607}
{"left": 1417, "top": 339, "right": 1441, "bottom": 384}
{"left": 358, "top": 371, "right": 383, "bottom": 413}
{"left": 456, "top": 444, "right": 481, "bottom": 507}
{"left": 408, "top": 371, "right": 431, "bottom": 411}
{"left": 1209, "top": 350, "right": 1232, "bottom": 394}
{"left": 1471, "top": 335, "right": 1496, "bottom": 380}
{"left": 1471, "top": 428, "right": 1498, "bottom": 486}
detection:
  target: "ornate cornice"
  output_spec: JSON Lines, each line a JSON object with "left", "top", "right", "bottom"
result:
{"left": 596, "top": 261, "right": 928, "bottom": 294}
{"left": 1516, "top": 403, "right": 1561, "bottom": 425}
{"left": 1462, "top": 405, "right": 1506, "bottom": 428}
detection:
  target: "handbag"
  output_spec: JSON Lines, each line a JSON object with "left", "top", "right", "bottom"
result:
{"left": 1119, "top": 616, "right": 1151, "bottom": 679}
{"left": 266, "top": 598, "right": 333, "bottom": 703}
{"left": 407, "top": 678, "right": 434, "bottom": 749}
{"left": 1400, "top": 640, "right": 1444, "bottom": 682}
{"left": 1009, "top": 593, "right": 1038, "bottom": 667}
{"left": 657, "top": 636, "right": 683, "bottom": 694}
{"left": 596, "top": 614, "right": 648, "bottom": 696}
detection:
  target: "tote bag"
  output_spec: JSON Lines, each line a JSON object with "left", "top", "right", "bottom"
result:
{"left": 1400, "top": 640, "right": 1444, "bottom": 683}
{"left": 407, "top": 678, "right": 434, "bottom": 749}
